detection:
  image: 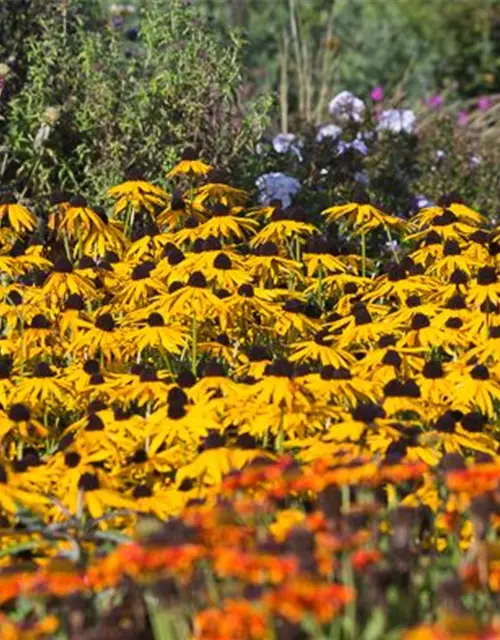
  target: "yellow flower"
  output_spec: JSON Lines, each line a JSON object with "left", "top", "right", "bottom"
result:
{"left": 107, "top": 171, "right": 168, "bottom": 216}
{"left": 0, "top": 192, "right": 36, "bottom": 233}
{"left": 270, "top": 509, "right": 306, "bottom": 541}
{"left": 167, "top": 147, "right": 212, "bottom": 178}
{"left": 322, "top": 194, "right": 405, "bottom": 234}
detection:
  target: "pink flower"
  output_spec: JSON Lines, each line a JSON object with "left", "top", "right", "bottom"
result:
{"left": 370, "top": 86, "right": 384, "bottom": 102}
{"left": 426, "top": 94, "right": 443, "bottom": 108}
{"left": 477, "top": 96, "right": 491, "bottom": 112}
{"left": 457, "top": 111, "right": 468, "bottom": 126}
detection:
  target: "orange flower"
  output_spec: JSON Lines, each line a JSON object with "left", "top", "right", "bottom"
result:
{"left": 265, "top": 578, "right": 354, "bottom": 624}
{"left": 212, "top": 549, "right": 298, "bottom": 585}
{"left": 87, "top": 542, "right": 205, "bottom": 589}
{"left": 446, "top": 464, "right": 500, "bottom": 496}
{"left": 194, "top": 600, "right": 267, "bottom": 640}
{"left": 0, "top": 613, "right": 59, "bottom": 640}
{"left": 351, "top": 549, "right": 382, "bottom": 571}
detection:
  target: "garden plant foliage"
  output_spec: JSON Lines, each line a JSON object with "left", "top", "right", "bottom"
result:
{"left": 2, "top": 0, "right": 271, "bottom": 199}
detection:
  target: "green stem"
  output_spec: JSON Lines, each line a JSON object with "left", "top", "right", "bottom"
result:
{"left": 341, "top": 484, "right": 357, "bottom": 639}
{"left": 361, "top": 231, "right": 366, "bottom": 278}
{"left": 317, "top": 262, "right": 324, "bottom": 310}
{"left": 191, "top": 315, "right": 197, "bottom": 375}
{"left": 384, "top": 225, "right": 399, "bottom": 263}
{"left": 276, "top": 406, "right": 285, "bottom": 454}
{"left": 62, "top": 232, "right": 72, "bottom": 261}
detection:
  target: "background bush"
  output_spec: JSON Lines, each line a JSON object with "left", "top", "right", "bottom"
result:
{"left": 1, "top": 0, "right": 499, "bottom": 215}
{"left": 1, "top": 0, "right": 271, "bottom": 200}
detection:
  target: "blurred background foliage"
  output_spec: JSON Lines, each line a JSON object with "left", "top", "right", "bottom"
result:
{"left": 199, "top": 0, "right": 500, "bottom": 126}
{"left": 0, "top": 0, "right": 500, "bottom": 209}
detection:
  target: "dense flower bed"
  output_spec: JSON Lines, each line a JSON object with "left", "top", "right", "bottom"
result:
{"left": 1, "top": 153, "right": 500, "bottom": 638}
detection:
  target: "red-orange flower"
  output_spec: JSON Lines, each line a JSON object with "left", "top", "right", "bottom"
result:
{"left": 194, "top": 600, "right": 267, "bottom": 640}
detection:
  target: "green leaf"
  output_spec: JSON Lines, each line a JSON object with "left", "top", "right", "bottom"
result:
{"left": 362, "top": 608, "right": 387, "bottom": 640}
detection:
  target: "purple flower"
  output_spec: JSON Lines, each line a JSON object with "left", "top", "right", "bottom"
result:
{"left": 457, "top": 111, "right": 468, "bottom": 126}
{"left": 477, "top": 96, "right": 491, "bottom": 112}
{"left": 111, "top": 15, "right": 124, "bottom": 29}
{"left": 272, "top": 133, "right": 303, "bottom": 161}
{"left": 426, "top": 94, "right": 443, "bottom": 109}
{"left": 370, "top": 86, "right": 384, "bottom": 102}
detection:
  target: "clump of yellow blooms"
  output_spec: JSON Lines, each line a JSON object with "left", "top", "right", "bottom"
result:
{"left": 0, "top": 157, "right": 499, "bottom": 639}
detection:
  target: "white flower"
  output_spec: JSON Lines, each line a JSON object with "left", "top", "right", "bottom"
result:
{"left": 385, "top": 239, "right": 399, "bottom": 253}
{"left": 328, "top": 91, "right": 365, "bottom": 122}
{"left": 255, "top": 172, "right": 301, "bottom": 209}
{"left": 316, "top": 124, "right": 342, "bottom": 143}
{"left": 272, "top": 133, "right": 303, "bottom": 160}
{"left": 435, "top": 149, "right": 446, "bottom": 160}
{"left": 337, "top": 133, "right": 368, "bottom": 156}
{"left": 470, "top": 155, "right": 481, "bottom": 166}
{"left": 34, "top": 123, "right": 52, "bottom": 150}
{"left": 413, "top": 195, "right": 432, "bottom": 210}
{"left": 377, "top": 109, "right": 416, "bottom": 134}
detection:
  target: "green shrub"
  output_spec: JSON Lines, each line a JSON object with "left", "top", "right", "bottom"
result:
{"left": 2, "top": 0, "right": 271, "bottom": 200}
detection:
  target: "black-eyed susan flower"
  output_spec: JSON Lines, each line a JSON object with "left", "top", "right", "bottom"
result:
{"left": 60, "top": 195, "right": 105, "bottom": 244}
{"left": 123, "top": 311, "right": 187, "bottom": 359}
{"left": 161, "top": 272, "right": 224, "bottom": 320}
{"left": 0, "top": 403, "right": 47, "bottom": 443}
{"left": 0, "top": 192, "right": 36, "bottom": 233}
{"left": 192, "top": 203, "right": 258, "bottom": 243}
{"left": 38, "top": 256, "right": 96, "bottom": 306}
{"left": 201, "top": 251, "right": 252, "bottom": 290}
{"left": 250, "top": 205, "right": 318, "bottom": 250}
{"left": 406, "top": 208, "right": 479, "bottom": 244}
{"left": 410, "top": 193, "right": 486, "bottom": 231}
{"left": 322, "top": 192, "right": 405, "bottom": 235}
{"left": 301, "top": 236, "right": 353, "bottom": 278}
{"left": 59, "top": 469, "right": 134, "bottom": 519}
{"left": 195, "top": 169, "right": 249, "bottom": 207}
{"left": 47, "top": 190, "right": 72, "bottom": 233}
{"left": 0, "top": 462, "right": 49, "bottom": 514}
{"left": 70, "top": 312, "right": 126, "bottom": 363}
{"left": 415, "top": 360, "right": 453, "bottom": 405}
{"left": 397, "top": 312, "right": 448, "bottom": 349}
{"left": 247, "top": 242, "right": 303, "bottom": 286}
{"left": 13, "top": 362, "right": 72, "bottom": 410}
{"left": 449, "top": 363, "right": 500, "bottom": 417}
{"left": 128, "top": 482, "right": 187, "bottom": 519}
{"left": 112, "top": 261, "right": 167, "bottom": 310}
{"left": 167, "top": 147, "right": 212, "bottom": 178}
{"left": 305, "top": 364, "right": 377, "bottom": 407}
{"left": 330, "top": 304, "right": 390, "bottom": 348}
{"left": 107, "top": 169, "right": 168, "bottom": 217}
{"left": 468, "top": 266, "right": 500, "bottom": 309}
{"left": 289, "top": 329, "right": 355, "bottom": 369}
